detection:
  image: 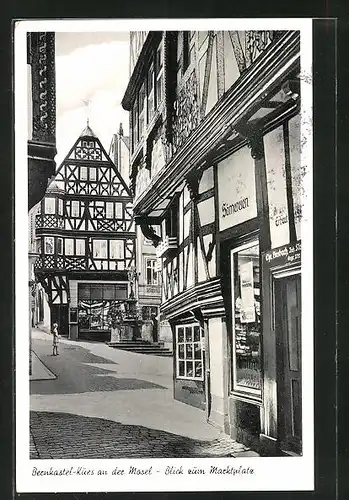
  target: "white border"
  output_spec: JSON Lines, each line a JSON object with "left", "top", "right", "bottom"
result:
{"left": 15, "top": 18, "right": 313, "bottom": 493}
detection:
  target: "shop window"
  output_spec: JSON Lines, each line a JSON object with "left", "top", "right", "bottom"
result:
{"left": 146, "top": 258, "right": 158, "bottom": 285}
{"left": 93, "top": 240, "right": 108, "bottom": 259}
{"left": 109, "top": 240, "right": 124, "bottom": 260}
{"left": 58, "top": 198, "right": 63, "bottom": 216}
{"left": 230, "top": 241, "right": 261, "bottom": 395}
{"left": 65, "top": 238, "right": 74, "bottom": 256}
{"left": 44, "top": 236, "right": 54, "bottom": 254}
{"left": 80, "top": 166, "right": 88, "bottom": 180}
{"left": 57, "top": 237, "right": 63, "bottom": 255}
{"left": 44, "top": 197, "right": 55, "bottom": 215}
{"left": 176, "top": 324, "right": 204, "bottom": 380}
{"left": 76, "top": 239, "right": 85, "bottom": 256}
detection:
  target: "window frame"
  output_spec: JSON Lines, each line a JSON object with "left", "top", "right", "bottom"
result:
{"left": 145, "top": 257, "right": 158, "bottom": 285}
{"left": 230, "top": 239, "right": 262, "bottom": 397}
{"left": 109, "top": 240, "right": 124, "bottom": 260}
{"left": 75, "top": 239, "right": 85, "bottom": 256}
{"left": 44, "top": 236, "right": 54, "bottom": 254}
{"left": 65, "top": 238, "right": 74, "bottom": 256}
{"left": 56, "top": 237, "right": 63, "bottom": 255}
{"left": 175, "top": 323, "right": 204, "bottom": 381}
{"left": 44, "top": 197, "right": 56, "bottom": 215}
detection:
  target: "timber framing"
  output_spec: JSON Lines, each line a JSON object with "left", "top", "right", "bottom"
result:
{"left": 133, "top": 31, "right": 300, "bottom": 215}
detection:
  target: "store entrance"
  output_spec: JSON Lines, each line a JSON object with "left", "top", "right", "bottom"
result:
{"left": 274, "top": 273, "right": 302, "bottom": 455}
{"left": 51, "top": 305, "right": 69, "bottom": 337}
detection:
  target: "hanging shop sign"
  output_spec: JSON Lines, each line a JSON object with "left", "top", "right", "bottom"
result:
{"left": 240, "top": 259, "right": 256, "bottom": 323}
{"left": 263, "top": 240, "right": 301, "bottom": 269}
{"left": 217, "top": 146, "right": 257, "bottom": 232}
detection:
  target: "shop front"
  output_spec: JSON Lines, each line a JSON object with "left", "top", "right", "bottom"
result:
{"left": 216, "top": 112, "right": 302, "bottom": 456}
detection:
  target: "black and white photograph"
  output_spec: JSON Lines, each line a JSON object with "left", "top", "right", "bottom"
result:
{"left": 15, "top": 19, "right": 314, "bottom": 493}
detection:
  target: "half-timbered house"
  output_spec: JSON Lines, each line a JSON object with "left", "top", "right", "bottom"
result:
{"left": 34, "top": 124, "right": 136, "bottom": 342}
{"left": 122, "top": 30, "right": 304, "bottom": 455}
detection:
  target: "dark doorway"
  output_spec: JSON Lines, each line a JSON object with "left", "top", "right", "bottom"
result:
{"left": 51, "top": 305, "right": 69, "bottom": 337}
{"left": 274, "top": 273, "right": 302, "bottom": 455}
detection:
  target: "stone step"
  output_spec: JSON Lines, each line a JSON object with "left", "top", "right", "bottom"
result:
{"left": 107, "top": 341, "right": 173, "bottom": 357}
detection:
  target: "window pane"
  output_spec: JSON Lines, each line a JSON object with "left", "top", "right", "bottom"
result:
{"left": 186, "top": 361, "right": 193, "bottom": 377}
{"left": 178, "top": 327, "right": 184, "bottom": 342}
{"left": 45, "top": 198, "right": 55, "bottom": 214}
{"left": 106, "top": 202, "right": 113, "bottom": 219}
{"left": 178, "top": 361, "right": 185, "bottom": 377}
{"left": 65, "top": 239, "right": 74, "bottom": 255}
{"left": 71, "top": 201, "right": 80, "bottom": 217}
{"left": 194, "top": 342, "right": 201, "bottom": 359}
{"left": 115, "top": 202, "right": 122, "bottom": 218}
{"left": 58, "top": 199, "right": 63, "bottom": 215}
{"left": 103, "top": 285, "right": 115, "bottom": 300}
{"left": 93, "top": 240, "right": 107, "bottom": 258}
{"left": 90, "top": 168, "right": 96, "bottom": 181}
{"left": 76, "top": 239, "right": 85, "bottom": 256}
{"left": 45, "top": 237, "right": 54, "bottom": 254}
{"left": 90, "top": 285, "right": 103, "bottom": 299}
{"left": 81, "top": 167, "right": 87, "bottom": 180}
{"left": 194, "top": 325, "right": 200, "bottom": 341}
{"left": 194, "top": 361, "right": 203, "bottom": 378}
{"left": 186, "top": 343, "right": 193, "bottom": 359}
{"left": 232, "top": 242, "right": 261, "bottom": 392}
{"left": 110, "top": 240, "right": 124, "bottom": 259}
{"left": 178, "top": 344, "right": 184, "bottom": 359}
{"left": 185, "top": 326, "right": 192, "bottom": 342}
{"left": 57, "top": 238, "right": 63, "bottom": 255}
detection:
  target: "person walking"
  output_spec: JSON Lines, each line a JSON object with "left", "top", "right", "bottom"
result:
{"left": 52, "top": 322, "right": 60, "bottom": 356}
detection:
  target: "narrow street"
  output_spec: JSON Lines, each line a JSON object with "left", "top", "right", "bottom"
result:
{"left": 30, "top": 329, "right": 253, "bottom": 459}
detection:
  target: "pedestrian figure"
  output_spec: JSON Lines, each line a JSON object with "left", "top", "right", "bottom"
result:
{"left": 52, "top": 322, "right": 60, "bottom": 356}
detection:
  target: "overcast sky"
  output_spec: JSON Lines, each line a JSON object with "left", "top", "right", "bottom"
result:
{"left": 55, "top": 32, "right": 130, "bottom": 166}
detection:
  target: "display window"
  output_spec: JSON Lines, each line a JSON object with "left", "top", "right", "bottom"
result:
{"left": 230, "top": 240, "right": 262, "bottom": 395}
{"left": 176, "top": 324, "right": 204, "bottom": 380}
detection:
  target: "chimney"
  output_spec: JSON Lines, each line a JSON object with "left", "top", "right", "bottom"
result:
{"left": 118, "top": 122, "right": 124, "bottom": 136}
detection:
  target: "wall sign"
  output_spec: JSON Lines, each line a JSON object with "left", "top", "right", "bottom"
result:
{"left": 263, "top": 241, "right": 301, "bottom": 269}
{"left": 217, "top": 146, "right": 257, "bottom": 232}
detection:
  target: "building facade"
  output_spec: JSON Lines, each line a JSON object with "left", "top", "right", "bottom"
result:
{"left": 122, "top": 31, "right": 302, "bottom": 456}
{"left": 34, "top": 124, "right": 137, "bottom": 342}
{"left": 108, "top": 124, "right": 165, "bottom": 347}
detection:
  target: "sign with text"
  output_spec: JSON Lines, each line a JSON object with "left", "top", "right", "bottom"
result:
{"left": 263, "top": 241, "right": 301, "bottom": 269}
{"left": 217, "top": 146, "right": 257, "bottom": 232}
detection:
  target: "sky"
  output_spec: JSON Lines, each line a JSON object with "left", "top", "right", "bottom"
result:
{"left": 55, "top": 32, "right": 130, "bottom": 166}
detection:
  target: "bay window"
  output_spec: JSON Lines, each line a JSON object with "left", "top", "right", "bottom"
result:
{"left": 176, "top": 324, "right": 204, "bottom": 380}
{"left": 230, "top": 241, "right": 261, "bottom": 395}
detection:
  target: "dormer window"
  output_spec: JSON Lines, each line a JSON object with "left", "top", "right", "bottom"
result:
{"left": 44, "top": 198, "right": 55, "bottom": 215}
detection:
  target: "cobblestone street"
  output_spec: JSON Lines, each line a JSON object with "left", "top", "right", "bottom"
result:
{"left": 30, "top": 329, "right": 253, "bottom": 459}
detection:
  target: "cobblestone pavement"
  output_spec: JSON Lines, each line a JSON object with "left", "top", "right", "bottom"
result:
{"left": 30, "top": 411, "right": 247, "bottom": 459}
{"left": 30, "top": 330, "right": 253, "bottom": 459}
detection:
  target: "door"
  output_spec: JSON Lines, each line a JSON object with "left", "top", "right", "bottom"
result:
{"left": 51, "top": 305, "right": 69, "bottom": 337}
{"left": 275, "top": 273, "right": 302, "bottom": 455}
